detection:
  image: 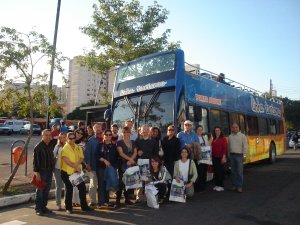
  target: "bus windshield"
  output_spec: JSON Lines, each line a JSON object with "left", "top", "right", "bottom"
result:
{"left": 112, "top": 90, "right": 174, "bottom": 133}
{"left": 116, "top": 52, "right": 176, "bottom": 83}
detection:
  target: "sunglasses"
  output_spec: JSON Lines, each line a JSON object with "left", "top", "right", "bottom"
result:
{"left": 69, "top": 137, "right": 76, "bottom": 140}
{"left": 77, "top": 132, "right": 83, "bottom": 135}
{"left": 168, "top": 129, "right": 175, "bottom": 131}
{"left": 104, "top": 133, "right": 112, "bottom": 136}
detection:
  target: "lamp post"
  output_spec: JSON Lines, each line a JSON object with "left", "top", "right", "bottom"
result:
{"left": 46, "top": 0, "right": 61, "bottom": 128}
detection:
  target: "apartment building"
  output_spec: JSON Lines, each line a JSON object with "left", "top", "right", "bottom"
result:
{"left": 67, "top": 56, "right": 115, "bottom": 114}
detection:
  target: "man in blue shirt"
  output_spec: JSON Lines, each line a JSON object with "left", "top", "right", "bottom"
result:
{"left": 177, "top": 120, "right": 198, "bottom": 150}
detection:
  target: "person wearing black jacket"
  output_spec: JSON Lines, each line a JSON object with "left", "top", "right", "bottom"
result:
{"left": 136, "top": 124, "right": 159, "bottom": 159}
{"left": 96, "top": 129, "right": 119, "bottom": 208}
{"left": 161, "top": 124, "right": 181, "bottom": 177}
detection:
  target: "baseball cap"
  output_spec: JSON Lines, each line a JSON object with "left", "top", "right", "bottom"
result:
{"left": 184, "top": 120, "right": 193, "bottom": 125}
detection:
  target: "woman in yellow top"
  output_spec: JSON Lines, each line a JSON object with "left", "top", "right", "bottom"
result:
{"left": 60, "top": 132, "right": 92, "bottom": 214}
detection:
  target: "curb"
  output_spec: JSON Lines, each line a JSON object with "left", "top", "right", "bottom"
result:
{"left": 0, "top": 184, "right": 89, "bottom": 209}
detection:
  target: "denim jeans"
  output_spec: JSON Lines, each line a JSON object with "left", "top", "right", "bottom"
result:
{"left": 53, "top": 168, "right": 63, "bottom": 206}
{"left": 230, "top": 154, "right": 244, "bottom": 188}
{"left": 35, "top": 168, "right": 53, "bottom": 212}
{"left": 96, "top": 167, "right": 109, "bottom": 206}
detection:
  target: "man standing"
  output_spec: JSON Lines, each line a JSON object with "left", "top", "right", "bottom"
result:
{"left": 177, "top": 120, "right": 198, "bottom": 150}
{"left": 84, "top": 123, "right": 103, "bottom": 206}
{"left": 33, "top": 129, "right": 55, "bottom": 216}
{"left": 228, "top": 123, "right": 248, "bottom": 193}
{"left": 136, "top": 124, "right": 159, "bottom": 159}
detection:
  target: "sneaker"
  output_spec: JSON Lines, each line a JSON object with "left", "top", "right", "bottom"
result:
{"left": 56, "top": 205, "right": 63, "bottom": 211}
{"left": 88, "top": 202, "right": 97, "bottom": 207}
{"left": 213, "top": 186, "right": 219, "bottom": 191}
{"left": 215, "top": 186, "right": 224, "bottom": 192}
{"left": 35, "top": 210, "right": 44, "bottom": 216}
{"left": 66, "top": 210, "right": 72, "bottom": 214}
{"left": 237, "top": 188, "right": 243, "bottom": 193}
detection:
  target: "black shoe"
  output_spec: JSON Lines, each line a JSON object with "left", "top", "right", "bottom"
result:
{"left": 35, "top": 210, "right": 44, "bottom": 216}
{"left": 82, "top": 206, "right": 93, "bottom": 211}
{"left": 43, "top": 208, "right": 53, "bottom": 214}
{"left": 125, "top": 199, "right": 134, "bottom": 205}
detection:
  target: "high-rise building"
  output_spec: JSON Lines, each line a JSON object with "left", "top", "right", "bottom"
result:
{"left": 67, "top": 56, "right": 115, "bottom": 113}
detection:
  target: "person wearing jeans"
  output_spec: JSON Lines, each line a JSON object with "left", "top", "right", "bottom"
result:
{"left": 33, "top": 129, "right": 56, "bottom": 216}
{"left": 53, "top": 132, "right": 67, "bottom": 210}
{"left": 228, "top": 123, "right": 248, "bottom": 193}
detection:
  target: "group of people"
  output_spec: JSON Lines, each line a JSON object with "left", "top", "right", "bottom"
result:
{"left": 32, "top": 119, "right": 248, "bottom": 216}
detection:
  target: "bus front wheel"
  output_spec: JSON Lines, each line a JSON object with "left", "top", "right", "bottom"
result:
{"left": 269, "top": 143, "right": 276, "bottom": 164}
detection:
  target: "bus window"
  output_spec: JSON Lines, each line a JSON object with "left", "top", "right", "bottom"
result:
{"left": 258, "top": 118, "right": 268, "bottom": 135}
{"left": 209, "top": 109, "right": 230, "bottom": 135}
{"left": 189, "top": 105, "right": 208, "bottom": 133}
{"left": 230, "top": 113, "right": 246, "bottom": 134}
{"left": 276, "top": 120, "right": 283, "bottom": 134}
{"left": 268, "top": 119, "right": 276, "bottom": 135}
{"left": 246, "top": 116, "right": 258, "bottom": 135}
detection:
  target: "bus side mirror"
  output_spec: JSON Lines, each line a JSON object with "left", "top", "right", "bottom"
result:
{"left": 194, "top": 106, "right": 202, "bottom": 122}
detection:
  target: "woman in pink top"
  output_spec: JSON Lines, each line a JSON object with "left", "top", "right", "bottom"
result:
{"left": 211, "top": 126, "right": 227, "bottom": 191}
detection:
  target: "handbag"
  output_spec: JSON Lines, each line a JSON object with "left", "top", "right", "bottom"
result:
{"left": 31, "top": 174, "right": 47, "bottom": 190}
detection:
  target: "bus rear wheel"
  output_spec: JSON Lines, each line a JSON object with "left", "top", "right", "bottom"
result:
{"left": 269, "top": 143, "right": 276, "bottom": 164}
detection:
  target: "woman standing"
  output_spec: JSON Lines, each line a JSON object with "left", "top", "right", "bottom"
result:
{"left": 211, "top": 126, "right": 227, "bottom": 192}
{"left": 96, "top": 129, "right": 119, "bottom": 208}
{"left": 116, "top": 127, "right": 137, "bottom": 206}
{"left": 53, "top": 132, "right": 67, "bottom": 210}
{"left": 173, "top": 148, "right": 198, "bottom": 198}
{"left": 194, "top": 125, "right": 210, "bottom": 192}
{"left": 161, "top": 125, "right": 181, "bottom": 177}
{"left": 60, "top": 132, "right": 92, "bottom": 214}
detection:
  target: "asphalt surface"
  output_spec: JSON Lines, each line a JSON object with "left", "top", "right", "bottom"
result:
{"left": 0, "top": 148, "right": 299, "bottom": 225}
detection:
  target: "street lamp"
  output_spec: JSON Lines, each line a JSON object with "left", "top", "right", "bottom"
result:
{"left": 46, "top": 0, "right": 61, "bottom": 128}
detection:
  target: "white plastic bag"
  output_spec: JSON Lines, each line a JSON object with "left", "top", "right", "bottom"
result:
{"left": 145, "top": 184, "right": 159, "bottom": 209}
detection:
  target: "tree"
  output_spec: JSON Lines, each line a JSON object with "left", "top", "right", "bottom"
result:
{"left": 0, "top": 27, "right": 67, "bottom": 193}
{"left": 282, "top": 97, "right": 300, "bottom": 130}
{"left": 67, "top": 100, "right": 95, "bottom": 120}
{"left": 80, "top": 0, "right": 180, "bottom": 74}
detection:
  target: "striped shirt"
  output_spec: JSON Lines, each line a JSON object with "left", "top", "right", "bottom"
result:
{"left": 33, "top": 141, "right": 55, "bottom": 172}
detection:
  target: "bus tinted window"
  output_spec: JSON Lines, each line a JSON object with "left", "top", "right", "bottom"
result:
{"left": 209, "top": 109, "right": 230, "bottom": 135}
{"left": 268, "top": 119, "right": 276, "bottom": 134}
{"left": 116, "top": 53, "right": 175, "bottom": 83}
{"left": 276, "top": 120, "right": 283, "bottom": 134}
{"left": 230, "top": 113, "right": 246, "bottom": 134}
{"left": 247, "top": 116, "right": 258, "bottom": 135}
{"left": 258, "top": 118, "right": 268, "bottom": 135}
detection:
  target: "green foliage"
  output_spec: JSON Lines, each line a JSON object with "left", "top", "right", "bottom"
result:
{"left": 80, "top": 0, "right": 180, "bottom": 74}
{"left": 282, "top": 97, "right": 300, "bottom": 130}
{"left": 0, "top": 27, "right": 67, "bottom": 119}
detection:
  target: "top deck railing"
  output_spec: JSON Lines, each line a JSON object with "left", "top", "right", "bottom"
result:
{"left": 185, "top": 62, "right": 282, "bottom": 104}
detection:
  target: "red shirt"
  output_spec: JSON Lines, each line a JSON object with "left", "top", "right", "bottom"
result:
{"left": 211, "top": 137, "right": 227, "bottom": 158}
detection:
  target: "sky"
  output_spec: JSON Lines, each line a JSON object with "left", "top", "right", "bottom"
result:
{"left": 1, "top": 0, "right": 299, "bottom": 100}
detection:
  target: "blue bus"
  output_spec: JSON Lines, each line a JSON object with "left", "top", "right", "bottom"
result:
{"left": 111, "top": 49, "right": 286, "bottom": 163}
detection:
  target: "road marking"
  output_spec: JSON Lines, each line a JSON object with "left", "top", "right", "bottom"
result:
{"left": 0, "top": 220, "right": 27, "bottom": 225}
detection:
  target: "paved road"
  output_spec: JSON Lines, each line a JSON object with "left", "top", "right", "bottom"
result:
{"left": 0, "top": 149, "right": 299, "bottom": 225}
{"left": 0, "top": 134, "right": 40, "bottom": 185}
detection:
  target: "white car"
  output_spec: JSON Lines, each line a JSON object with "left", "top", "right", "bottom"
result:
{"left": 19, "top": 124, "right": 41, "bottom": 135}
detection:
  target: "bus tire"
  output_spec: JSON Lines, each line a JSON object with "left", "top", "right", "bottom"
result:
{"left": 269, "top": 143, "right": 276, "bottom": 164}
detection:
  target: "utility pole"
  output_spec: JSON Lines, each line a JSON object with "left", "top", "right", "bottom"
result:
{"left": 46, "top": 0, "right": 61, "bottom": 129}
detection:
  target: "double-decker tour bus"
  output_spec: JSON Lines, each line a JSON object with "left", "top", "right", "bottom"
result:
{"left": 110, "top": 49, "right": 286, "bottom": 164}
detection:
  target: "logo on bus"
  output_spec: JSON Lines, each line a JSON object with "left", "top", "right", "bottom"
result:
{"left": 195, "top": 94, "right": 222, "bottom": 106}
{"left": 119, "top": 81, "right": 168, "bottom": 96}
{"left": 250, "top": 96, "right": 281, "bottom": 117}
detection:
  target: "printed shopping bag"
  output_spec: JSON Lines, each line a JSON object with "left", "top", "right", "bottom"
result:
{"left": 137, "top": 158, "right": 151, "bottom": 181}
{"left": 122, "top": 166, "right": 142, "bottom": 190}
{"left": 169, "top": 179, "right": 186, "bottom": 203}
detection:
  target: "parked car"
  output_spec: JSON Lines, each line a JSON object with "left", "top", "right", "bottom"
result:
{"left": 0, "top": 123, "right": 13, "bottom": 135}
{"left": 68, "top": 125, "right": 78, "bottom": 132}
{"left": 49, "top": 118, "right": 63, "bottom": 128}
{"left": 19, "top": 124, "right": 42, "bottom": 135}
{"left": 4, "top": 120, "right": 27, "bottom": 133}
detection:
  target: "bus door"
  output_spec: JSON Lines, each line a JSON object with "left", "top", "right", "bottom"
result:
{"left": 247, "top": 116, "right": 264, "bottom": 161}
